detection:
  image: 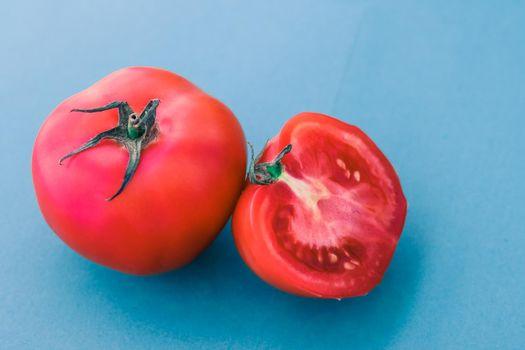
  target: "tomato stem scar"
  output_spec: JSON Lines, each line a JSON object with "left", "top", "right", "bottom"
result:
{"left": 58, "top": 99, "right": 160, "bottom": 201}
{"left": 248, "top": 143, "right": 292, "bottom": 185}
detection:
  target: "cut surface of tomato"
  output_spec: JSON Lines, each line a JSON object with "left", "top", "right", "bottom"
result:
{"left": 233, "top": 113, "right": 407, "bottom": 298}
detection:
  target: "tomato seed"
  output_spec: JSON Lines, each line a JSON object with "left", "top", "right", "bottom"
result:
{"left": 344, "top": 262, "right": 355, "bottom": 270}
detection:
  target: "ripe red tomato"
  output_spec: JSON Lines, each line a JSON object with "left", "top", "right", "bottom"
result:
{"left": 232, "top": 113, "right": 407, "bottom": 298}
{"left": 32, "top": 67, "right": 246, "bottom": 275}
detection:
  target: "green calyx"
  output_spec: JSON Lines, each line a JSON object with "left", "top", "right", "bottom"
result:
{"left": 247, "top": 143, "right": 292, "bottom": 185}
{"left": 266, "top": 162, "right": 283, "bottom": 179}
{"left": 58, "top": 99, "right": 160, "bottom": 201}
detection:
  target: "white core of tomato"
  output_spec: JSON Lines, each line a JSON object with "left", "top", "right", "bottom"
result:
{"left": 279, "top": 171, "right": 330, "bottom": 221}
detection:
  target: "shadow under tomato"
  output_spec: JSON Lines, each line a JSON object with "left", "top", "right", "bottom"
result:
{"left": 64, "top": 213, "right": 424, "bottom": 350}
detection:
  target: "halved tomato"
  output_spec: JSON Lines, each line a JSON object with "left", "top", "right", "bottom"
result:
{"left": 232, "top": 113, "right": 407, "bottom": 298}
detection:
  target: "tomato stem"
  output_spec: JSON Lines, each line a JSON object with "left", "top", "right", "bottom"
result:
{"left": 58, "top": 99, "right": 160, "bottom": 201}
{"left": 248, "top": 143, "right": 292, "bottom": 185}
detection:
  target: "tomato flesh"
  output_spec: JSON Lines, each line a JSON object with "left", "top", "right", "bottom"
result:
{"left": 233, "top": 113, "right": 406, "bottom": 298}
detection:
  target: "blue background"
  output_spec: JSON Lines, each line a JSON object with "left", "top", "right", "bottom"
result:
{"left": 1, "top": 1, "right": 524, "bottom": 349}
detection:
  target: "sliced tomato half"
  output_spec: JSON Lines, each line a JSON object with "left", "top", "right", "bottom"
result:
{"left": 232, "top": 113, "right": 407, "bottom": 298}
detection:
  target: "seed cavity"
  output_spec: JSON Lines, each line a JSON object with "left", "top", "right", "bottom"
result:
{"left": 272, "top": 202, "right": 367, "bottom": 274}
{"left": 274, "top": 235, "right": 366, "bottom": 273}
{"left": 296, "top": 246, "right": 303, "bottom": 259}
{"left": 343, "top": 246, "right": 356, "bottom": 258}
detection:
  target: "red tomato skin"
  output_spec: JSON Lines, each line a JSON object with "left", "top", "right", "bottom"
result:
{"left": 232, "top": 112, "right": 407, "bottom": 298}
{"left": 32, "top": 67, "right": 246, "bottom": 275}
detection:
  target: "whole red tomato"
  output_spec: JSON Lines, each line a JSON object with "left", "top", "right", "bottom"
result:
{"left": 32, "top": 67, "right": 246, "bottom": 275}
{"left": 232, "top": 113, "right": 407, "bottom": 298}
